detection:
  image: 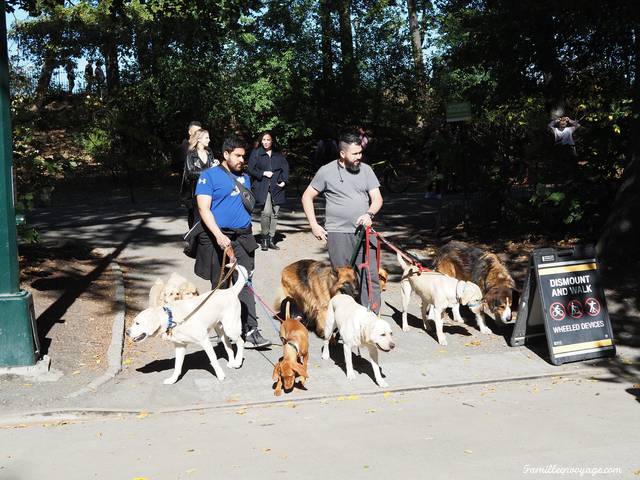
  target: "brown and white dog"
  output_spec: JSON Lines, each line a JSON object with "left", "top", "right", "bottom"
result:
{"left": 434, "top": 241, "right": 519, "bottom": 325}
{"left": 272, "top": 302, "right": 310, "bottom": 396}
{"left": 274, "top": 259, "right": 359, "bottom": 338}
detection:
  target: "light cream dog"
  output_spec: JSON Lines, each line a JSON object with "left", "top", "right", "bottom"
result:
{"left": 322, "top": 294, "right": 395, "bottom": 388}
{"left": 128, "top": 265, "right": 247, "bottom": 384}
{"left": 148, "top": 273, "right": 200, "bottom": 308}
{"left": 397, "top": 253, "right": 484, "bottom": 345}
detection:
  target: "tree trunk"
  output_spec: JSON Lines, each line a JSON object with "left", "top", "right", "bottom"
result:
{"left": 337, "top": 0, "right": 357, "bottom": 107}
{"left": 102, "top": 0, "right": 122, "bottom": 95}
{"left": 35, "top": 50, "right": 56, "bottom": 102}
{"left": 596, "top": 27, "right": 640, "bottom": 270}
{"left": 406, "top": 0, "right": 425, "bottom": 83}
{"left": 320, "top": 0, "right": 334, "bottom": 91}
{"left": 529, "top": 5, "right": 566, "bottom": 115}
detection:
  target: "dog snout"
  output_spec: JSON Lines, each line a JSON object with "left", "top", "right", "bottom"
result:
{"left": 389, "top": 342, "right": 395, "bottom": 350}
{"left": 126, "top": 328, "right": 131, "bottom": 337}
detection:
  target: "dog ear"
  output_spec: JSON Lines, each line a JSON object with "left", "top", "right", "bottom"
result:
{"left": 272, "top": 362, "right": 282, "bottom": 381}
{"left": 292, "top": 362, "right": 308, "bottom": 380}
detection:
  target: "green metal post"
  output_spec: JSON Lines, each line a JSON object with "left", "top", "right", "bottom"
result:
{"left": 0, "top": 1, "right": 38, "bottom": 366}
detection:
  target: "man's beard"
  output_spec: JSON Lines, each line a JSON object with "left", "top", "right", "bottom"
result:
{"left": 345, "top": 160, "right": 360, "bottom": 173}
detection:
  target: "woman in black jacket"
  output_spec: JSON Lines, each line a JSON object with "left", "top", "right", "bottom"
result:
{"left": 247, "top": 131, "right": 289, "bottom": 250}
{"left": 181, "top": 129, "right": 218, "bottom": 227}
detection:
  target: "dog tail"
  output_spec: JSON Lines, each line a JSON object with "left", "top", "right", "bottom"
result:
{"left": 396, "top": 252, "right": 409, "bottom": 271}
{"left": 232, "top": 264, "right": 249, "bottom": 297}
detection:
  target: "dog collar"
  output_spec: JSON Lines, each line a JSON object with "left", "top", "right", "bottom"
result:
{"left": 163, "top": 306, "right": 176, "bottom": 334}
{"left": 467, "top": 301, "right": 480, "bottom": 308}
{"left": 284, "top": 340, "right": 299, "bottom": 354}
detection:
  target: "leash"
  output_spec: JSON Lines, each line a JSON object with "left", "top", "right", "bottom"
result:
{"left": 369, "top": 227, "right": 431, "bottom": 274}
{"left": 347, "top": 226, "right": 381, "bottom": 312}
{"left": 247, "top": 284, "right": 284, "bottom": 339}
{"left": 164, "top": 246, "right": 238, "bottom": 335}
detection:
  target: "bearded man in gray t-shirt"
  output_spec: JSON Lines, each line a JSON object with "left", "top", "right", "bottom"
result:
{"left": 301, "top": 131, "right": 384, "bottom": 313}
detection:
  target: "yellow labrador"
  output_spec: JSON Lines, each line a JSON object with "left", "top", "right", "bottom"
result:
{"left": 397, "top": 253, "right": 484, "bottom": 345}
{"left": 128, "top": 265, "right": 247, "bottom": 384}
{"left": 322, "top": 294, "right": 395, "bottom": 388}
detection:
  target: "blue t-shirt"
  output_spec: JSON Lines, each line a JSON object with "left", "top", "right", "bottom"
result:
{"left": 195, "top": 165, "right": 252, "bottom": 229}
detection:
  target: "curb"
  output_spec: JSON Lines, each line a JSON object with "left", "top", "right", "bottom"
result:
{"left": 66, "top": 262, "right": 126, "bottom": 398}
{"left": 1, "top": 367, "right": 599, "bottom": 425}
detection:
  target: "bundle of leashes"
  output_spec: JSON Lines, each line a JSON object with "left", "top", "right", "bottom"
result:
{"left": 349, "top": 225, "right": 432, "bottom": 311}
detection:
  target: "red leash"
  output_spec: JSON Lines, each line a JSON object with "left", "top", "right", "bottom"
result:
{"left": 369, "top": 227, "right": 431, "bottom": 274}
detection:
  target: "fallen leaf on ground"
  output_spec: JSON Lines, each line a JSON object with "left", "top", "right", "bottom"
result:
{"left": 383, "top": 391, "right": 392, "bottom": 397}
{"left": 137, "top": 411, "right": 149, "bottom": 419}
{"left": 235, "top": 409, "right": 247, "bottom": 415}
{"left": 72, "top": 370, "right": 80, "bottom": 375}
{"left": 262, "top": 448, "right": 271, "bottom": 453}
{"left": 186, "top": 468, "right": 197, "bottom": 474}
{"left": 465, "top": 341, "right": 481, "bottom": 347}
{"left": 347, "top": 395, "right": 359, "bottom": 400}
{"left": 124, "top": 358, "right": 133, "bottom": 365}
{"left": 365, "top": 409, "right": 376, "bottom": 414}
{"left": 464, "top": 449, "right": 473, "bottom": 454}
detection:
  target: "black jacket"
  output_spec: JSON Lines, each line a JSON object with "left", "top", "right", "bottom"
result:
{"left": 247, "top": 147, "right": 289, "bottom": 206}
{"left": 180, "top": 149, "right": 217, "bottom": 204}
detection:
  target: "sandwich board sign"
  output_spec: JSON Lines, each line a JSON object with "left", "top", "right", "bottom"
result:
{"left": 510, "top": 245, "right": 615, "bottom": 365}
{"left": 446, "top": 102, "right": 472, "bottom": 122}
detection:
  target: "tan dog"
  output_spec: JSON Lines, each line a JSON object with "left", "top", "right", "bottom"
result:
{"left": 274, "top": 259, "right": 359, "bottom": 338}
{"left": 434, "top": 241, "right": 518, "bottom": 324}
{"left": 272, "top": 302, "right": 310, "bottom": 396}
{"left": 322, "top": 294, "right": 395, "bottom": 388}
{"left": 397, "top": 253, "right": 484, "bottom": 345}
{"left": 378, "top": 267, "right": 389, "bottom": 292}
{"left": 147, "top": 273, "right": 200, "bottom": 308}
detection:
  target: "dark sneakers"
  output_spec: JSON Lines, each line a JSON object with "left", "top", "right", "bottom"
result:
{"left": 261, "top": 237, "right": 269, "bottom": 251}
{"left": 244, "top": 328, "right": 272, "bottom": 348}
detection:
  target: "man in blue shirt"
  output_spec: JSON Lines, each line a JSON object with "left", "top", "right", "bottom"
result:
{"left": 194, "top": 135, "right": 271, "bottom": 348}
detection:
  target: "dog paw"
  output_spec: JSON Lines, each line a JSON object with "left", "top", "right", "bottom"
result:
{"left": 215, "top": 370, "right": 226, "bottom": 381}
{"left": 479, "top": 326, "right": 492, "bottom": 334}
{"left": 438, "top": 338, "right": 448, "bottom": 346}
{"left": 346, "top": 371, "right": 357, "bottom": 380}
{"left": 377, "top": 379, "right": 389, "bottom": 388}
{"left": 321, "top": 349, "right": 330, "bottom": 360}
{"left": 163, "top": 376, "right": 179, "bottom": 385}
{"left": 402, "top": 325, "right": 410, "bottom": 332}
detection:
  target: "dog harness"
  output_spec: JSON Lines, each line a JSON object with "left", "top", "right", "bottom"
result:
{"left": 163, "top": 306, "right": 177, "bottom": 335}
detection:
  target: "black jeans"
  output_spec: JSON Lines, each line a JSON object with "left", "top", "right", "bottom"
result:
{"left": 196, "top": 227, "right": 259, "bottom": 333}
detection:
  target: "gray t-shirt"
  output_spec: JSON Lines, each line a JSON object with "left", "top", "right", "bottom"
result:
{"left": 310, "top": 160, "right": 380, "bottom": 233}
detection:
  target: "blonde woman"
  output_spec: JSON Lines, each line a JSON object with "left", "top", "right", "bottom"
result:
{"left": 181, "top": 129, "right": 218, "bottom": 227}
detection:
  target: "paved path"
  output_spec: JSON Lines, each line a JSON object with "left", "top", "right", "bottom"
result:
{"left": 0, "top": 194, "right": 637, "bottom": 420}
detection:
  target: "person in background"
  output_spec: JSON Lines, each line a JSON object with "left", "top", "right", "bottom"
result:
{"left": 94, "top": 60, "right": 105, "bottom": 98}
{"left": 548, "top": 116, "right": 580, "bottom": 156}
{"left": 247, "top": 132, "right": 289, "bottom": 251}
{"left": 84, "top": 60, "right": 93, "bottom": 93}
{"left": 173, "top": 121, "right": 202, "bottom": 174}
{"left": 181, "top": 129, "right": 218, "bottom": 227}
{"left": 358, "top": 127, "right": 369, "bottom": 151}
{"left": 65, "top": 60, "right": 76, "bottom": 94}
